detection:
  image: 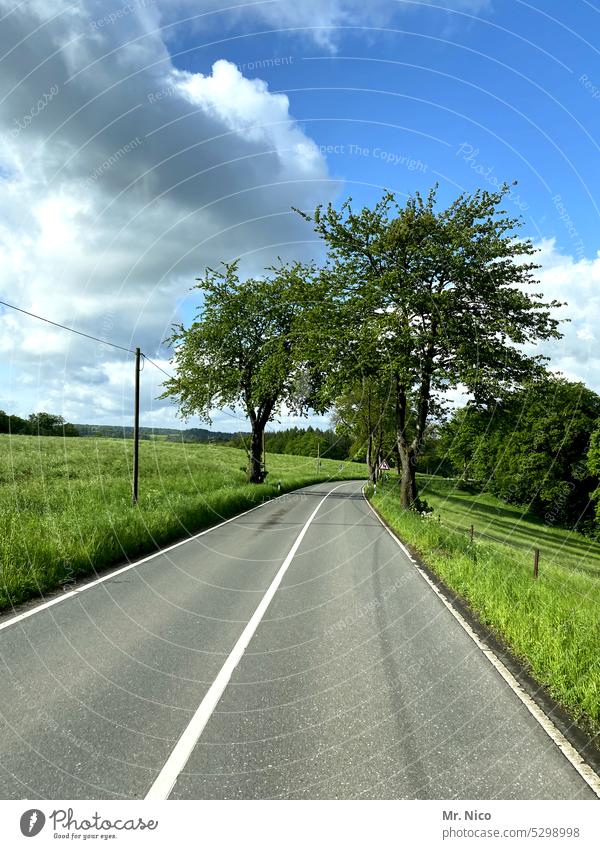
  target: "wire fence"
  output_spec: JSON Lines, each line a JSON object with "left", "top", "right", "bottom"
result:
{"left": 371, "top": 475, "right": 600, "bottom": 582}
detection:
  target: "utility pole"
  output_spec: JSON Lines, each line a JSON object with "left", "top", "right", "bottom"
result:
{"left": 132, "top": 347, "right": 141, "bottom": 504}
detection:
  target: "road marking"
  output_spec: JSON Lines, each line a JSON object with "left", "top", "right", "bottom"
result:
{"left": 0, "top": 482, "right": 351, "bottom": 634}
{"left": 364, "top": 489, "right": 600, "bottom": 799}
{"left": 145, "top": 482, "right": 346, "bottom": 800}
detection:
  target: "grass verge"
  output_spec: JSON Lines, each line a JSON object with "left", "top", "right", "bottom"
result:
{"left": 369, "top": 477, "right": 600, "bottom": 736}
{"left": 0, "top": 434, "right": 366, "bottom": 612}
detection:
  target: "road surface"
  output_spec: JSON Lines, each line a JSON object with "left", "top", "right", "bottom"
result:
{"left": 0, "top": 480, "right": 595, "bottom": 799}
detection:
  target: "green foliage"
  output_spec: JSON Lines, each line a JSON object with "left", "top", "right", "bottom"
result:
{"left": 443, "top": 377, "right": 600, "bottom": 529}
{"left": 586, "top": 425, "right": 600, "bottom": 529}
{"left": 0, "top": 434, "right": 366, "bottom": 612}
{"left": 333, "top": 375, "right": 397, "bottom": 479}
{"left": 228, "top": 426, "right": 352, "bottom": 461}
{"left": 299, "top": 185, "right": 563, "bottom": 508}
{"left": 371, "top": 476, "right": 600, "bottom": 731}
{"left": 162, "top": 261, "right": 317, "bottom": 422}
{"left": 0, "top": 410, "right": 79, "bottom": 437}
{"left": 161, "top": 260, "right": 320, "bottom": 482}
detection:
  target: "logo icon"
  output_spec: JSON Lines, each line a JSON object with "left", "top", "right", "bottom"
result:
{"left": 20, "top": 809, "right": 46, "bottom": 837}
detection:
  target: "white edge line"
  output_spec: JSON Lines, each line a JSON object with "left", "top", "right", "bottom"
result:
{"left": 145, "top": 482, "right": 346, "bottom": 800}
{"left": 0, "top": 481, "right": 351, "bottom": 634}
{"left": 362, "top": 486, "right": 600, "bottom": 800}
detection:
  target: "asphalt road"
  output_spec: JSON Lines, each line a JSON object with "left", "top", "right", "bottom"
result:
{"left": 0, "top": 480, "right": 595, "bottom": 800}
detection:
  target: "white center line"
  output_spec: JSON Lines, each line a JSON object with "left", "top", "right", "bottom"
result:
{"left": 145, "top": 481, "right": 348, "bottom": 800}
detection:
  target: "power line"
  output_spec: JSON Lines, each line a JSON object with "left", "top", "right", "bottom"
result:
{"left": 0, "top": 299, "right": 137, "bottom": 355}
{"left": 142, "top": 354, "right": 173, "bottom": 380}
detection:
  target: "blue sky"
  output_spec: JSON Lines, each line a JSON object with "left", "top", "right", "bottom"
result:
{"left": 0, "top": 1, "right": 599, "bottom": 430}
{"left": 171, "top": 1, "right": 600, "bottom": 257}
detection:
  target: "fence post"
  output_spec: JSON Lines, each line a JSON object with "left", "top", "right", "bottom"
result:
{"left": 470, "top": 524, "right": 474, "bottom": 543}
{"left": 533, "top": 548, "right": 539, "bottom": 579}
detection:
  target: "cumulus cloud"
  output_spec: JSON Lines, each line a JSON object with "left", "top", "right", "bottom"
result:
{"left": 532, "top": 239, "right": 600, "bottom": 391}
{"left": 0, "top": 0, "right": 334, "bottom": 427}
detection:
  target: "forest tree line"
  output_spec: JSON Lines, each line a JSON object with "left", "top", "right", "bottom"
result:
{"left": 339, "top": 375, "right": 600, "bottom": 535}
{"left": 0, "top": 411, "right": 79, "bottom": 437}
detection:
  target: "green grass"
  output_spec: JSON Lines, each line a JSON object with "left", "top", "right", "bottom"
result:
{"left": 0, "top": 434, "right": 366, "bottom": 611}
{"left": 416, "top": 474, "right": 600, "bottom": 578}
{"left": 371, "top": 475, "right": 600, "bottom": 734}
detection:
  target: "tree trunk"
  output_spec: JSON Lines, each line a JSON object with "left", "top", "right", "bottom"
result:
{"left": 364, "top": 375, "right": 377, "bottom": 484}
{"left": 366, "top": 431, "right": 377, "bottom": 483}
{"left": 395, "top": 376, "right": 419, "bottom": 509}
{"left": 247, "top": 425, "right": 266, "bottom": 483}
{"left": 398, "top": 444, "right": 418, "bottom": 508}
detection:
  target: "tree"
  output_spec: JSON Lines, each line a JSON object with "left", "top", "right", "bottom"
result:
{"left": 587, "top": 425, "right": 600, "bottom": 533}
{"left": 28, "top": 412, "right": 78, "bottom": 436}
{"left": 440, "top": 378, "right": 600, "bottom": 529}
{"left": 298, "top": 185, "right": 563, "bottom": 508}
{"left": 333, "top": 375, "right": 396, "bottom": 482}
{"left": 442, "top": 405, "right": 490, "bottom": 481}
{"left": 161, "top": 261, "right": 318, "bottom": 483}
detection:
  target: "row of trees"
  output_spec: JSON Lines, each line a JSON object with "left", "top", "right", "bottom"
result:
{"left": 0, "top": 411, "right": 79, "bottom": 437}
{"left": 162, "top": 184, "right": 563, "bottom": 507}
{"left": 442, "top": 379, "right": 600, "bottom": 531}
{"left": 346, "top": 375, "right": 600, "bottom": 532}
{"left": 226, "top": 426, "right": 352, "bottom": 460}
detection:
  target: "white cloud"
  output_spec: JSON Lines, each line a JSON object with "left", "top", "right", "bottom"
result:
{"left": 166, "top": 0, "right": 493, "bottom": 52}
{"left": 0, "top": 0, "right": 335, "bottom": 427}
{"left": 530, "top": 239, "right": 600, "bottom": 391}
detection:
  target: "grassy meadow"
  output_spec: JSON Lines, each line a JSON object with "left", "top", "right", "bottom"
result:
{"left": 0, "top": 434, "right": 366, "bottom": 611}
{"left": 371, "top": 475, "right": 600, "bottom": 732}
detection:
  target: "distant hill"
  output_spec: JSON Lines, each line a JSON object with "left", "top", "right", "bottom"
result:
{"left": 75, "top": 424, "right": 353, "bottom": 461}
{"left": 75, "top": 423, "right": 238, "bottom": 442}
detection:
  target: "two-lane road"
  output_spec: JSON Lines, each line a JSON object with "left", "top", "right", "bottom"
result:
{"left": 0, "top": 481, "right": 596, "bottom": 799}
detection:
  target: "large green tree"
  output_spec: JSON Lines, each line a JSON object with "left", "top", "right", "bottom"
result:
{"left": 446, "top": 378, "right": 600, "bottom": 528}
{"left": 299, "top": 185, "right": 563, "bottom": 508}
{"left": 161, "top": 261, "right": 318, "bottom": 483}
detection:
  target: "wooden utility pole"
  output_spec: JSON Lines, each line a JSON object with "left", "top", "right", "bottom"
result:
{"left": 132, "top": 347, "right": 141, "bottom": 504}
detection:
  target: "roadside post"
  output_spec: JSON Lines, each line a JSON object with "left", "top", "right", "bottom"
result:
{"left": 132, "top": 347, "right": 141, "bottom": 504}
